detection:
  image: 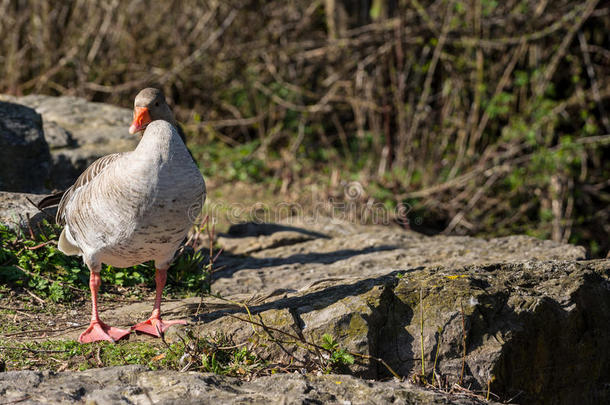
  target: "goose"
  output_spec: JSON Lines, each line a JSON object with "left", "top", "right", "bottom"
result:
{"left": 52, "top": 88, "right": 205, "bottom": 343}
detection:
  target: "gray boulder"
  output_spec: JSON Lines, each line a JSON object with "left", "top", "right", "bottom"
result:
{"left": 0, "top": 101, "right": 51, "bottom": 192}
{"left": 0, "top": 94, "right": 138, "bottom": 189}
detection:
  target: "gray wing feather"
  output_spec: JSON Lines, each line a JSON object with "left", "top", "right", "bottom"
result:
{"left": 56, "top": 153, "right": 124, "bottom": 225}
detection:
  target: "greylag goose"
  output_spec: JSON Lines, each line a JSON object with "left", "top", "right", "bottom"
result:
{"left": 55, "top": 88, "right": 205, "bottom": 343}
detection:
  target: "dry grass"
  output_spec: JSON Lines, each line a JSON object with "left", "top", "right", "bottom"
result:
{"left": 0, "top": 0, "right": 608, "bottom": 255}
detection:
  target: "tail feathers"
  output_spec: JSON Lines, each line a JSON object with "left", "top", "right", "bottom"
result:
{"left": 37, "top": 191, "right": 65, "bottom": 210}
{"left": 58, "top": 227, "right": 81, "bottom": 256}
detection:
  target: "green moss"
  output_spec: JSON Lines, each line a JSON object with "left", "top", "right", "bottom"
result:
{"left": 347, "top": 314, "right": 368, "bottom": 338}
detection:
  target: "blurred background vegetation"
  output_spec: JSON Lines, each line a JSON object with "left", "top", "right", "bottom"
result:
{"left": 0, "top": 0, "right": 608, "bottom": 257}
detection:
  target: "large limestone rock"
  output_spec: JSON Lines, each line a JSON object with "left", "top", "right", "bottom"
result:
{"left": 0, "top": 94, "right": 138, "bottom": 189}
{"left": 0, "top": 101, "right": 51, "bottom": 192}
{"left": 179, "top": 219, "right": 604, "bottom": 405}
{"left": 0, "top": 365, "right": 494, "bottom": 404}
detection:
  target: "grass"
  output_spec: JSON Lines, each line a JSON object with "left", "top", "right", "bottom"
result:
{"left": 0, "top": 1, "right": 608, "bottom": 259}
{"left": 0, "top": 218, "right": 217, "bottom": 365}
{"left": 0, "top": 329, "right": 356, "bottom": 377}
{"left": 320, "top": 333, "right": 355, "bottom": 373}
{"left": 0, "top": 217, "right": 259, "bottom": 376}
{"left": 194, "top": 140, "right": 273, "bottom": 184}
{"left": 0, "top": 340, "right": 161, "bottom": 371}
{"left": 0, "top": 333, "right": 266, "bottom": 375}
{"left": 0, "top": 221, "right": 212, "bottom": 303}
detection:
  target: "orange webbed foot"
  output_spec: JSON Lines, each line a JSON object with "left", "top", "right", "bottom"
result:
{"left": 131, "top": 317, "right": 186, "bottom": 337}
{"left": 78, "top": 321, "right": 131, "bottom": 343}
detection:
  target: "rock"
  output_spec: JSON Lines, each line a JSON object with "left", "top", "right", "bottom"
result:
{"left": 0, "top": 94, "right": 138, "bottom": 189}
{"left": 42, "top": 121, "right": 74, "bottom": 149}
{"left": 176, "top": 219, "right": 604, "bottom": 404}
{"left": 189, "top": 260, "right": 608, "bottom": 404}
{"left": 218, "top": 222, "right": 329, "bottom": 255}
{"left": 0, "top": 365, "right": 494, "bottom": 404}
{"left": 0, "top": 101, "right": 51, "bottom": 192}
{"left": 0, "top": 192, "right": 56, "bottom": 233}
{"left": 211, "top": 218, "right": 586, "bottom": 296}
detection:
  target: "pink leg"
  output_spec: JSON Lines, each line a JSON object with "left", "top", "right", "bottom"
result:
{"left": 131, "top": 266, "right": 186, "bottom": 337}
{"left": 79, "top": 271, "right": 131, "bottom": 343}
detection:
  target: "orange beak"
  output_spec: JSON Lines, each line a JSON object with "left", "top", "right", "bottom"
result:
{"left": 129, "top": 107, "right": 152, "bottom": 134}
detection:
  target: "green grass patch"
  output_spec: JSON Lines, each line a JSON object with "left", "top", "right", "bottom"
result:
{"left": 0, "top": 222, "right": 212, "bottom": 303}
{"left": 0, "top": 332, "right": 267, "bottom": 376}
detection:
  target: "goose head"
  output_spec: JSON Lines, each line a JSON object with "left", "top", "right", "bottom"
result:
{"left": 129, "top": 88, "right": 177, "bottom": 134}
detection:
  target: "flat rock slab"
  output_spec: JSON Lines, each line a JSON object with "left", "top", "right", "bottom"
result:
{"left": 212, "top": 218, "right": 586, "bottom": 296}
{"left": 205, "top": 220, "right": 603, "bottom": 404}
{"left": 0, "top": 365, "right": 494, "bottom": 404}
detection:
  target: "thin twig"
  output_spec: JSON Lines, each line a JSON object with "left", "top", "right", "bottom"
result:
{"left": 535, "top": 0, "right": 600, "bottom": 95}
{"left": 431, "top": 327, "right": 442, "bottom": 386}
{"left": 459, "top": 301, "right": 467, "bottom": 386}
{"left": 24, "top": 241, "right": 56, "bottom": 250}
{"left": 0, "top": 323, "right": 86, "bottom": 338}
{"left": 420, "top": 287, "right": 425, "bottom": 376}
{"left": 24, "top": 288, "right": 46, "bottom": 305}
{"left": 0, "top": 305, "right": 35, "bottom": 318}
